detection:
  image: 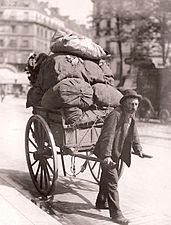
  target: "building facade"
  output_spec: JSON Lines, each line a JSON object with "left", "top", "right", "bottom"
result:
{"left": 0, "top": 0, "right": 91, "bottom": 72}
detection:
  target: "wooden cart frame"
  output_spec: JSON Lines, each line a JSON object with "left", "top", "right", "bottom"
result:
{"left": 25, "top": 106, "right": 124, "bottom": 197}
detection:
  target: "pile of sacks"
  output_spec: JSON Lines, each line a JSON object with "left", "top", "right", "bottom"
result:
{"left": 26, "top": 29, "right": 123, "bottom": 125}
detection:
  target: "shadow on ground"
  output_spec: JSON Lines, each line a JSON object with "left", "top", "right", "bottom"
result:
{"left": 0, "top": 169, "right": 101, "bottom": 217}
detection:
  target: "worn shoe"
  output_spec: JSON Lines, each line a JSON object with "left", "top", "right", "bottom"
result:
{"left": 95, "top": 201, "right": 109, "bottom": 209}
{"left": 111, "top": 215, "right": 130, "bottom": 224}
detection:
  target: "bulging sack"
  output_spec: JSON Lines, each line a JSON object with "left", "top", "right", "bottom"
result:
{"left": 53, "top": 54, "right": 86, "bottom": 82}
{"left": 56, "top": 78, "right": 93, "bottom": 108}
{"left": 41, "top": 78, "right": 93, "bottom": 110}
{"left": 92, "top": 83, "right": 123, "bottom": 107}
{"left": 99, "top": 60, "right": 115, "bottom": 86}
{"left": 83, "top": 60, "right": 105, "bottom": 84}
{"left": 63, "top": 107, "right": 113, "bottom": 125}
{"left": 79, "top": 108, "right": 113, "bottom": 125}
{"left": 36, "top": 53, "right": 86, "bottom": 92}
{"left": 63, "top": 107, "right": 83, "bottom": 125}
{"left": 50, "top": 30, "right": 108, "bottom": 60}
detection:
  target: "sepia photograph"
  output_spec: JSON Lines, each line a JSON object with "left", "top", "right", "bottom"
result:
{"left": 0, "top": 0, "right": 171, "bottom": 224}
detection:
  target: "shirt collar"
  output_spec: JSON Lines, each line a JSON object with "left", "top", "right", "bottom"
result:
{"left": 123, "top": 110, "right": 135, "bottom": 123}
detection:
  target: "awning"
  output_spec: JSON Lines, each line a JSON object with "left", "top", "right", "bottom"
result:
{"left": 0, "top": 69, "right": 29, "bottom": 84}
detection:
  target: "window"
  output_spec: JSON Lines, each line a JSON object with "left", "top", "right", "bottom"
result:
{"left": 9, "top": 39, "right": 17, "bottom": 48}
{"left": 9, "top": 0, "right": 17, "bottom": 7}
{"left": 23, "top": 0, "right": 30, "bottom": 7}
{"left": 106, "top": 19, "right": 111, "bottom": 35}
{"left": 105, "top": 40, "right": 111, "bottom": 53}
{"left": 11, "top": 25, "right": 17, "bottom": 33}
{"left": 0, "top": 0, "right": 5, "bottom": 7}
{"left": 23, "top": 25, "right": 29, "bottom": 34}
{"left": 45, "top": 29, "right": 47, "bottom": 38}
{"left": 96, "top": 22, "right": 100, "bottom": 37}
{"left": 0, "top": 52, "right": 4, "bottom": 63}
{"left": 0, "top": 26, "right": 5, "bottom": 33}
{"left": 9, "top": 11, "right": 16, "bottom": 20}
{"left": 37, "top": 26, "right": 40, "bottom": 36}
{"left": 0, "top": 39, "right": 4, "bottom": 46}
{"left": 40, "top": 27, "right": 43, "bottom": 37}
{"left": 21, "top": 40, "right": 29, "bottom": 48}
{"left": 23, "top": 11, "right": 29, "bottom": 19}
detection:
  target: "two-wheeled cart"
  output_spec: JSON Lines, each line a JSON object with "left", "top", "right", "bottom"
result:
{"left": 25, "top": 106, "right": 124, "bottom": 197}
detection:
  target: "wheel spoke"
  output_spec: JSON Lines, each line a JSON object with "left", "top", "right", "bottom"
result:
{"left": 45, "top": 158, "right": 54, "bottom": 174}
{"left": 44, "top": 160, "right": 51, "bottom": 181}
{"left": 35, "top": 162, "right": 41, "bottom": 180}
{"left": 28, "top": 151, "right": 35, "bottom": 154}
{"left": 43, "top": 168, "right": 48, "bottom": 189}
{"left": 29, "top": 138, "right": 38, "bottom": 149}
{"left": 97, "top": 165, "right": 101, "bottom": 179}
{"left": 30, "top": 126, "right": 35, "bottom": 136}
{"left": 33, "top": 122, "right": 42, "bottom": 147}
{"left": 94, "top": 127, "right": 99, "bottom": 138}
{"left": 38, "top": 126, "right": 44, "bottom": 149}
{"left": 38, "top": 123, "right": 47, "bottom": 145}
{"left": 43, "top": 161, "right": 51, "bottom": 189}
{"left": 91, "top": 161, "right": 98, "bottom": 170}
{"left": 31, "top": 159, "right": 38, "bottom": 167}
{"left": 40, "top": 165, "right": 43, "bottom": 189}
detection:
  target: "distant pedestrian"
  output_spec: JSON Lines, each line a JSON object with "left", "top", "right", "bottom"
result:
{"left": 94, "top": 89, "right": 144, "bottom": 224}
{"left": 0, "top": 85, "right": 6, "bottom": 102}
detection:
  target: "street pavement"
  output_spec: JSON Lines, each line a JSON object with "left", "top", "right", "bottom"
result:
{"left": 0, "top": 175, "right": 61, "bottom": 225}
{"left": 0, "top": 95, "right": 171, "bottom": 225}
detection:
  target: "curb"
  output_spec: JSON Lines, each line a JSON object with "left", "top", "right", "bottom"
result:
{"left": 0, "top": 176, "right": 62, "bottom": 225}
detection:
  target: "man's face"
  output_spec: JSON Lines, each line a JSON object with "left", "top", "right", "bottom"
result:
{"left": 123, "top": 97, "right": 139, "bottom": 114}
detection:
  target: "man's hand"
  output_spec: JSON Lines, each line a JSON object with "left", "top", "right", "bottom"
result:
{"left": 103, "top": 157, "right": 116, "bottom": 169}
{"left": 139, "top": 152, "right": 153, "bottom": 158}
{"left": 139, "top": 152, "right": 144, "bottom": 158}
{"left": 132, "top": 151, "right": 153, "bottom": 158}
{"left": 132, "top": 152, "right": 153, "bottom": 159}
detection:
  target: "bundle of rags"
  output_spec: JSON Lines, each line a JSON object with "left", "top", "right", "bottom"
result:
{"left": 26, "top": 29, "right": 123, "bottom": 125}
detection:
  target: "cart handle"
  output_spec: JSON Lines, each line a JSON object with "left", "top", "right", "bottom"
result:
{"left": 132, "top": 152, "right": 153, "bottom": 158}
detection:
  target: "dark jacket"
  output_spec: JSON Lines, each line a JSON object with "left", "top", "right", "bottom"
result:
{"left": 94, "top": 106, "right": 142, "bottom": 167}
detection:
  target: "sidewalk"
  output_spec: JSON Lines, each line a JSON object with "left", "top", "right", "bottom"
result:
{"left": 0, "top": 176, "right": 62, "bottom": 225}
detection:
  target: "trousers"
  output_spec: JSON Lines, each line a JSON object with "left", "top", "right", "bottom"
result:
{"left": 96, "top": 164, "right": 123, "bottom": 217}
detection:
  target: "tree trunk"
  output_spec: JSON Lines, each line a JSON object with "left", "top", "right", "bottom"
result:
{"left": 116, "top": 15, "right": 123, "bottom": 86}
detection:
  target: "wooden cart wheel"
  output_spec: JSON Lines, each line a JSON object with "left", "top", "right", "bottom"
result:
{"left": 25, "top": 115, "right": 58, "bottom": 196}
{"left": 159, "top": 109, "right": 170, "bottom": 124}
{"left": 87, "top": 153, "right": 124, "bottom": 184}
